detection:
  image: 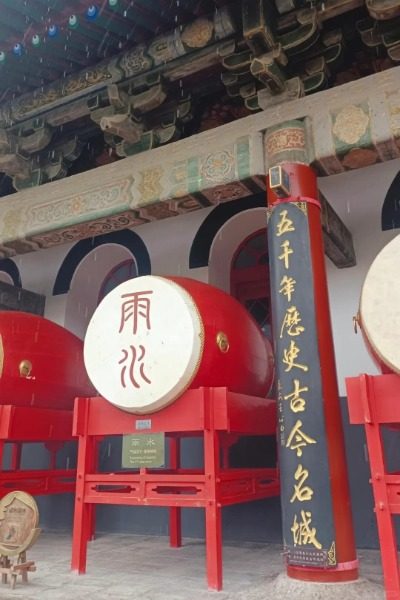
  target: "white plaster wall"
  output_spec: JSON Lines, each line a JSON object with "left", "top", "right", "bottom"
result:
{"left": 64, "top": 244, "right": 136, "bottom": 339}
{"left": 11, "top": 241, "right": 75, "bottom": 326}
{"left": 135, "top": 207, "right": 214, "bottom": 277}
{"left": 13, "top": 243, "right": 74, "bottom": 297}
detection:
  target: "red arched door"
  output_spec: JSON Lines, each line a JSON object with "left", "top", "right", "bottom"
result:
{"left": 229, "top": 228, "right": 276, "bottom": 468}
{"left": 230, "top": 229, "right": 271, "bottom": 340}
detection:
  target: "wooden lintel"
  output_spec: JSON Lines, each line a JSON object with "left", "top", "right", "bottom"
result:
{"left": 0, "top": 281, "right": 45, "bottom": 315}
{"left": 320, "top": 193, "right": 356, "bottom": 268}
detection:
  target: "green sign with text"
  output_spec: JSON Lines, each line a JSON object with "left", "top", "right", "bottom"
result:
{"left": 122, "top": 433, "right": 165, "bottom": 468}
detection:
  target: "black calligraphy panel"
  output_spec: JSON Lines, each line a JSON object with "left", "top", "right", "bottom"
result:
{"left": 267, "top": 202, "right": 336, "bottom": 568}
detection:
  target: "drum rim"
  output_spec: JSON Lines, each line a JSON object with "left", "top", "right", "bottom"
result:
{"left": 84, "top": 275, "right": 205, "bottom": 414}
{"left": 359, "top": 234, "right": 400, "bottom": 376}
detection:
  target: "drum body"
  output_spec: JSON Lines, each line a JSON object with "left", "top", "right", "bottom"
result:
{"left": 84, "top": 275, "right": 274, "bottom": 413}
{"left": 0, "top": 311, "right": 94, "bottom": 409}
{"left": 359, "top": 234, "right": 400, "bottom": 375}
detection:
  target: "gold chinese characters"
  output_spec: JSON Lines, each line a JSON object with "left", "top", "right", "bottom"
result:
{"left": 274, "top": 205, "right": 323, "bottom": 552}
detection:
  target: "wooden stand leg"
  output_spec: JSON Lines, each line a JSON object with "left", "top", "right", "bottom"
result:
{"left": 204, "top": 396, "right": 223, "bottom": 591}
{"left": 365, "top": 421, "right": 400, "bottom": 599}
{"left": 1, "top": 556, "right": 9, "bottom": 584}
{"left": 169, "top": 436, "right": 182, "bottom": 548}
{"left": 71, "top": 429, "right": 95, "bottom": 574}
{"left": 71, "top": 493, "right": 91, "bottom": 572}
{"left": 20, "top": 552, "right": 28, "bottom": 584}
{"left": 87, "top": 504, "right": 96, "bottom": 543}
{"left": 87, "top": 440, "right": 98, "bottom": 543}
{"left": 1, "top": 551, "right": 36, "bottom": 588}
{"left": 205, "top": 502, "right": 222, "bottom": 591}
{"left": 169, "top": 507, "right": 182, "bottom": 548}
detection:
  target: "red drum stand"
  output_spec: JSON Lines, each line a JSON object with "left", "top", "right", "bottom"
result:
{"left": 71, "top": 388, "right": 279, "bottom": 590}
{"left": 0, "top": 406, "right": 75, "bottom": 498}
{"left": 346, "top": 374, "right": 400, "bottom": 600}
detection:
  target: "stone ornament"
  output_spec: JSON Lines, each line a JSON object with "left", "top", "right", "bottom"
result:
{"left": 0, "top": 491, "right": 40, "bottom": 558}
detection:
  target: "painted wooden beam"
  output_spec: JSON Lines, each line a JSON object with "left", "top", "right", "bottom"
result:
{"left": 0, "top": 67, "right": 398, "bottom": 264}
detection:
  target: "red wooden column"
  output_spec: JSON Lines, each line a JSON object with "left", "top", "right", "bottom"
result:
{"left": 265, "top": 127, "right": 357, "bottom": 583}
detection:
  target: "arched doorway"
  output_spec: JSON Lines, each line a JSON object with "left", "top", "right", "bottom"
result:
{"left": 229, "top": 228, "right": 276, "bottom": 469}
{"left": 98, "top": 259, "right": 137, "bottom": 304}
{"left": 230, "top": 228, "right": 271, "bottom": 340}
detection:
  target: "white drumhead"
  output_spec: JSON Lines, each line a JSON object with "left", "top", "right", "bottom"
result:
{"left": 360, "top": 234, "right": 400, "bottom": 374}
{"left": 84, "top": 276, "right": 204, "bottom": 413}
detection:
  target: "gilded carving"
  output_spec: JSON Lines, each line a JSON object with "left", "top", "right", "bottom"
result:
{"left": 138, "top": 167, "right": 164, "bottom": 204}
{"left": 119, "top": 45, "right": 153, "bottom": 77}
{"left": 181, "top": 18, "right": 214, "bottom": 48}
{"left": 266, "top": 127, "right": 306, "bottom": 156}
{"left": 148, "top": 34, "right": 185, "bottom": 66}
{"left": 12, "top": 64, "right": 113, "bottom": 121}
{"left": 332, "top": 105, "right": 370, "bottom": 145}
{"left": 64, "top": 65, "right": 112, "bottom": 95}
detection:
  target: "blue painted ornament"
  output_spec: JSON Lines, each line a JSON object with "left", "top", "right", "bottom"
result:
{"left": 86, "top": 5, "right": 99, "bottom": 20}
{"left": 13, "top": 43, "right": 24, "bottom": 57}
{"left": 48, "top": 24, "right": 59, "bottom": 38}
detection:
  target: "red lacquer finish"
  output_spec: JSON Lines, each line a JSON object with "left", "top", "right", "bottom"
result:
{"left": 267, "top": 163, "right": 358, "bottom": 583}
{"left": 167, "top": 277, "right": 275, "bottom": 397}
{"left": 346, "top": 374, "right": 400, "bottom": 600}
{"left": 0, "top": 311, "right": 94, "bottom": 410}
{"left": 71, "top": 389, "right": 279, "bottom": 590}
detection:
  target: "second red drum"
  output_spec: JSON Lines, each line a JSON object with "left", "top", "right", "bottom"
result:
{"left": 0, "top": 311, "right": 94, "bottom": 410}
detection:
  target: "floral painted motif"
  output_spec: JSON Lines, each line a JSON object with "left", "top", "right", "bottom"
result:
{"left": 181, "top": 18, "right": 214, "bottom": 48}
{"left": 201, "top": 150, "right": 235, "bottom": 184}
{"left": 332, "top": 105, "right": 370, "bottom": 146}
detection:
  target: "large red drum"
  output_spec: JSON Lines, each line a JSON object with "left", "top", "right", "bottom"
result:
{"left": 84, "top": 276, "right": 274, "bottom": 413}
{"left": 359, "top": 234, "right": 400, "bottom": 374}
{"left": 0, "top": 311, "right": 94, "bottom": 410}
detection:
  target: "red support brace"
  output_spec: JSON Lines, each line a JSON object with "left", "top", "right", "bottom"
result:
{"left": 346, "top": 373, "right": 400, "bottom": 600}
{"left": 0, "top": 406, "right": 75, "bottom": 499}
{"left": 71, "top": 388, "right": 279, "bottom": 590}
{"left": 169, "top": 436, "right": 182, "bottom": 549}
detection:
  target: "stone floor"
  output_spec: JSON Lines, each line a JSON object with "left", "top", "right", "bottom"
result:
{"left": 0, "top": 532, "right": 385, "bottom": 600}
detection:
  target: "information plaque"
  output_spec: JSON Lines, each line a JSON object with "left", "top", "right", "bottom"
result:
{"left": 122, "top": 433, "right": 165, "bottom": 468}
